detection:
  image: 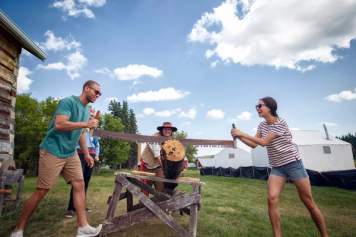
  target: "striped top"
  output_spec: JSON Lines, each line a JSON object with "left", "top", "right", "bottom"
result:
{"left": 257, "top": 118, "right": 300, "bottom": 167}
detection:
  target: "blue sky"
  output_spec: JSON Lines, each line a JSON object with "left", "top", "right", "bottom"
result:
{"left": 2, "top": 0, "right": 356, "bottom": 147}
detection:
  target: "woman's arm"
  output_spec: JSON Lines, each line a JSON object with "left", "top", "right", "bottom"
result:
{"left": 238, "top": 136, "right": 258, "bottom": 148}
{"left": 232, "top": 129, "right": 278, "bottom": 147}
{"left": 240, "top": 131, "right": 277, "bottom": 147}
{"left": 231, "top": 129, "right": 259, "bottom": 148}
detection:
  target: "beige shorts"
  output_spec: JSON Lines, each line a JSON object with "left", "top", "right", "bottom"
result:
{"left": 37, "top": 149, "right": 83, "bottom": 190}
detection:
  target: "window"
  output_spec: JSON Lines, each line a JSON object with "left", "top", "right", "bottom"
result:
{"left": 228, "top": 153, "right": 235, "bottom": 159}
{"left": 323, "top": 146, "right": 331, "bottom": 154}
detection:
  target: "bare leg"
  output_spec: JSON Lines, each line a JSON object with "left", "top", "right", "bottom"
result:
{"left": 268, "top": 175, "right": 287, "bottom": 237}
{"left": 15, "top": 188, "right": 49, "bottom": 231}
{"left": 294, "top": 178, "right": 328, "bottom": 237}
{"left": 71, "top": 179, "right": 88, "bottom": 227}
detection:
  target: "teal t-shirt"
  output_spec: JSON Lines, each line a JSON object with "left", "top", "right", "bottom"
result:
{"left": 40, "top": 96, "right": 89, "bottom": 158}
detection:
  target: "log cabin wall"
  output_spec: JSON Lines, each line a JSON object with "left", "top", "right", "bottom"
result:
{"left": 0, "top": 26, "right": 21, "bottom": 161}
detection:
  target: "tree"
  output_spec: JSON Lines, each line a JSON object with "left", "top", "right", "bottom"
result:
{"left": 14, "top": 95, "right": 59, "bottom": 175}
{"left": 174, "top": 130, "right": 198, "bottom": 163}
{"left": 337, "top": 133, "right": 356, "bottom": 160}
{"left": 100, "top": 114, "right": 131, "bottom": 169}
{"left": 108, "top": 99, "right": 139, "bottom": 168}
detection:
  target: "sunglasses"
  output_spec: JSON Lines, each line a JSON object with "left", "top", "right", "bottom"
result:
{"left": 89, "top": 87, "right": 102, "bottom": 96}
{"left": 255, "top": 104, "right": 265, "bottom": 110}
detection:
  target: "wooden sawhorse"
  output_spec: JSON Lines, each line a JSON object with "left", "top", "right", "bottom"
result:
{"left": 100, "top": 171, "right": 202, "bottom": 237}
{"left": 0, "top": 169, "right": 24, "bottom": 216}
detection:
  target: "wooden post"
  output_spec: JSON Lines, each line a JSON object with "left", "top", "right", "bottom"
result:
{"left": 126, "top": 190, "right": 133, "bottom": 212}
{"left": 106, "top": 180, "right": 123, "bottom": 219}
{"left": 189, "top": 183, "right": 199, "bottom": 237}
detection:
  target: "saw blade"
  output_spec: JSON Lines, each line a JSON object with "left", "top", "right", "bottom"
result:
{"left": 93, "top": 130, "right": 234, "bottom": 148}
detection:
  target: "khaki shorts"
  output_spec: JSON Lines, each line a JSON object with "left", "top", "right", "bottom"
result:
{"left": 37, "top": 149, "right": 83, "bottom": 190}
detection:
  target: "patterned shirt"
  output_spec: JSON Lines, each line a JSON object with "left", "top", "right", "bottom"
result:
{"left": 257, "top": 118, "right": 300, "bottom": 167}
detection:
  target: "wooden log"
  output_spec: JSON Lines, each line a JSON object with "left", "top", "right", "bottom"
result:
{"left": 117, "top": 172, "right": 202, "bottom": 185}
{"left": 0, "top": 132, "right": 9, "bottom": 141}
{"left": 105, "top": 181, "right": 123, "bottom": 219}
{"left": 0, "top": 64, "right": 16, "bottom": 85}
{"left": 118, "top": 175, "right": 189, "bottom": 237}
{"left": 0, "top": 87, "right": 11, "bottom": 106}
{"left": 0, "top": 27, "right": 21, "bottom": 59}
{"left": 0, "top": 49, "right": 17, "bottom": 72}
{"left": 102, "top": 192, "right": 200, "bottom": 236}
{"left": 131, "top": 170, "right": 156, "bottom": 176}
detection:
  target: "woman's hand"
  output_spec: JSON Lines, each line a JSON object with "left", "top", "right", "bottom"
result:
{"left": 231, "top": 128, "right": 243, "bottom": 138}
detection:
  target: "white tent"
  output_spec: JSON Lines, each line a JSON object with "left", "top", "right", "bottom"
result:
{"left": 197, "top": 147, "right": 252, "bottom": 169}
{"left": 252, "top": 130, "right": 355, "bottom": 172}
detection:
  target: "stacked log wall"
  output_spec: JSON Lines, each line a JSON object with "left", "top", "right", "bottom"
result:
{"left": 0, "top": 26, "right": 21, "bottom": 161}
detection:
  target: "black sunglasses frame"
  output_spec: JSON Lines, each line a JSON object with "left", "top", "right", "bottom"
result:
{"left": 89, "top": 86, "right": 102, "bottom": 96}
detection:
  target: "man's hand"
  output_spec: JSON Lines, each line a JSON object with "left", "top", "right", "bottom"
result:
{"left": 86, "top": 118, "right": 99, "bottom": 129}
{"left": 231, "top": 128, "right": 243, "bottom": 138}
{"left": 94, "top": 156, "right": 100, "bottom": 162}
{"left": 84, "top": 154, "right": 94, "bottom": 168}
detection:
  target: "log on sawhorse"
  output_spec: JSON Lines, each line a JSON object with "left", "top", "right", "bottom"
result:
{"left": 100, "top": 171, "right": 203, "bottom": 237}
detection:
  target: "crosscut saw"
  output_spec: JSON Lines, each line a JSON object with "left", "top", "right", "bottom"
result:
{"left": 93, "top": 130, "right": 235, "bottom": 148}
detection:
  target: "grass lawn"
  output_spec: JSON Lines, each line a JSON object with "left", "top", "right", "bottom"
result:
{"left": 1, "top": 169, "right": 356, "bottom": 237}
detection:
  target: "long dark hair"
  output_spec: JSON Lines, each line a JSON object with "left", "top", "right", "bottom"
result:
{"left": 261, "top": 96, "right": 278, "bottom": 117}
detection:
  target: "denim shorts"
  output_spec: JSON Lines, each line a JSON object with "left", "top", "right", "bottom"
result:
{"left": 270, "top": 159, "right": 308, "bottom": 181}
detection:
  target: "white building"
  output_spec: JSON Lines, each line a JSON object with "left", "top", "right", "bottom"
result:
{"left": 252, "top": 130, "right": 355, "bottom": 172}
{"left": 197, "top": 147, "right": 252, "bottom": 169}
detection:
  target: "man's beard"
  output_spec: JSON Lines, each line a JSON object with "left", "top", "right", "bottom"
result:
{"left": 86, "top": 95, "right": 95, "bottom": 103}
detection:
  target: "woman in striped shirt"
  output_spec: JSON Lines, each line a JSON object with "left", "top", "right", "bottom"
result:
{"left": 231, "top": 97, "right": 328, "bottom": 237}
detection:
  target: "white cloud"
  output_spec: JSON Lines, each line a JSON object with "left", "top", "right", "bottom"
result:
{"left": 17, "top": 67, "right": 33, "bottom": 93}
{"left": 95, "top": 67, "right": 114, "bottom": 77}
{"left": 143, "top": 107, "right": 155, "bottom": 115}
{"left": 37, "top": 51, "right": 87, "bottom": 79}
{"left": 113, "top": 64, "right": 163, "bottom": 81}
{"left": 206, "top": 109, "right": 225, "bottom": 120}
{"left": 127, "top": 87, "right": 190, "bottom": 103}
{"left": 179, "top": 108, "right": 197, "bottom": 119}
{"left": 52, "top": 0, "right": 106, "bottom": 19}
{"left": 290, "top": 128, "right": 301, "bottom": 131}
{"left": 237, "top": 111, "right": 252, "bottom": 121}
{"left": 325, "top": 88, "right": 356, "bottom": 102}
{"left": 155, "top": 109, "right": 181, "bottom": 117}
{"left": 140, "top": 107, "right": 182, "bottom": 118}
{"left": 188, "top": 0, "right": 356, "bottom": 71}
{"left": 40, "top": 30, "right": 81, "bottom": 51}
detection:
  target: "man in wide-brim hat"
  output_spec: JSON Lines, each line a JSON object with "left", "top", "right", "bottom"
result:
{"left": 140, "top": 122, "right": 178, "bottom": 192}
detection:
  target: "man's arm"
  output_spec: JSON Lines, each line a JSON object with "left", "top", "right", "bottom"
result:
{"left": 79, "top": 130, "right": 94, "bottom": 168}
{"left": 55, "top": 115, "right": 98, "bottom": 131}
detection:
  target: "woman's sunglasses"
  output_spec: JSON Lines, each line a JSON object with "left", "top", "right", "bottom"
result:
{"left": 255, "top": 104, "right": 264, "bottom": 110}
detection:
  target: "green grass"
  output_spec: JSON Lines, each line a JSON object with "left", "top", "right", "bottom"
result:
{"left": 1, "top": 170, "right": 356, "bottom": 237}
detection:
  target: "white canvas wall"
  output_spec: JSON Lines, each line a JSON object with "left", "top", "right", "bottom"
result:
{"left": 198, "top": 147, "right": 252, "bottom": 169}
{"left": 298, "top": 144, "right": 354, "bottom": 172}
{"left": 251, "top": 144, "right": 355, "bottom": 172}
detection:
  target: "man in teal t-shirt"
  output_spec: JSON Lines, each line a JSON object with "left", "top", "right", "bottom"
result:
{"left": 11, "top": 80, "right": 103, "bottom": 237}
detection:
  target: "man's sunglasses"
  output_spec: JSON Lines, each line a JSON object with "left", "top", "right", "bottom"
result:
{"left": 255, "top": 104, "right": 265, "bottom": 110}
{"left": 89, "top": 87, "right": 102, "bottom": 96}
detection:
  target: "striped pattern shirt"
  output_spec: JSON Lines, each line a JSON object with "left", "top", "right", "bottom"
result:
{"left": 257, "top": 118, "right": 300, "bottom": 167}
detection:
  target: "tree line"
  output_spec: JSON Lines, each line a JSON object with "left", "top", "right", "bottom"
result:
{"left": 338, "top": 133, "right": 356, "bottom": 160}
